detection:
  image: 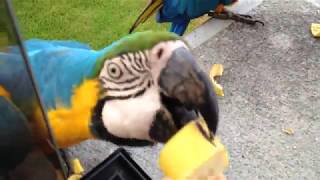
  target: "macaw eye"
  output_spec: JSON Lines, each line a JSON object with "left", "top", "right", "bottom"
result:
{"left": 107, "top": 62, "right": 122, "bottom": 79}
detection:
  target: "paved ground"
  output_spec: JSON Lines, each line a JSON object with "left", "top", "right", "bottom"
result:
{"left": 68, "top": 0, "right": 320, "bottom": 179}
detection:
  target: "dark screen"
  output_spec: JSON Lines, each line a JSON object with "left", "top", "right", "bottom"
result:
{"left": 0, "top": 0, "right": 67, "bottom": 179}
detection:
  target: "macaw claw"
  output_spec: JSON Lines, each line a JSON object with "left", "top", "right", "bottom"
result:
{"left": 239, "top": 14, "right": 253, "bottom": 19}
{"left": 209, "top": 64, "right": 224, "bottom": 97}
{"left": 208, "top": 10, "right": 264, "bottom": 26}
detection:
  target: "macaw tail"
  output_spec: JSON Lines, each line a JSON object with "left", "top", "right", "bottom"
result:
{"left": 129, "top": 0, "right": 163, "bottom": 33}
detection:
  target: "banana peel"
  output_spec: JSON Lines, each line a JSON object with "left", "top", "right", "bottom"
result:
{"left": 209, "top": 64, "right": 224, "bottom": 96}
{"left": 311, "top": 23, "right": 320, "bottom": 37}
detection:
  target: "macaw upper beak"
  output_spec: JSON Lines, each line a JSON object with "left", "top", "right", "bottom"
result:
{"left": 159, "top": 47, "right": 219, "bottom": 137}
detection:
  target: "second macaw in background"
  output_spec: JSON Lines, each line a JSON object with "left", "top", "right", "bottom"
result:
{"left": 129, "top": 0, "right": 264, "bottom": 36}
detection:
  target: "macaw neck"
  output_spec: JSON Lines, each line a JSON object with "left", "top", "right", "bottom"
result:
{"left": 46, "top": 79, "right": 101, "bottom": 148}
{"left": 48, "top": 110, "right": 94, "bottom": 149}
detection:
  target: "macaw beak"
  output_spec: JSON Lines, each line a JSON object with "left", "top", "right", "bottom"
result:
{"left": 159, "top": 47, "right": 219, "bottom": 137}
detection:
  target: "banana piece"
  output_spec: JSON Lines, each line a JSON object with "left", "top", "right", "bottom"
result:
{"left": 67, "top": 158, "right": 84, "bottom": 180}
{"left": 209, "top": 64, "right": 224, "bottom": 97}
{"left": 159, "top": 119, "right": 229, "bottom": 179}
{"left": 311, "top": 23, "right": 320, "bottom": 37}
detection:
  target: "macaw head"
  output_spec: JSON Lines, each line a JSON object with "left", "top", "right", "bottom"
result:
{"left": 90, "top": 31, "right": 219, "bottom": 146}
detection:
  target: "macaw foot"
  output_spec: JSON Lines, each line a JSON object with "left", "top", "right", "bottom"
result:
{"left": 208, "top": 10, "right": 264, "bottom": 26}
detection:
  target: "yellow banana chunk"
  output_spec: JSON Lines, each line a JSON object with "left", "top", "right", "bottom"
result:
{"left": 67, "top": 158, "right": 84, "bottom": 180}
{"left": 210, "top": 64, "right": 224, "bottom": 77}
{"left": 159, "top": 119, "right": 229, "bottom": 180}
{"left": 212, "top": 81, "right": 224, "bottom": 97}
{"left": 209, "top": 64, "right": 224, "bottom": 96}
{"left": 311, "top": 23, "right": 320, "bottom": 37}
{"left": 72, "top": 158, "right": 84, "bottom": 174}
{"left": 67, "top": 174, "right": 82, "bottom": 180}
{"left": 282, "top": 128, "right": 294, "bottom": 135}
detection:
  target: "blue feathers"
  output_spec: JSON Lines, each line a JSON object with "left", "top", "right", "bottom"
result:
{"left": 24, "top": 39, "right": 92, "bottom": 52}
{"left": 0, "top": 39, "right": 105, "bottom": 111}
{"left": 25, "top": 39, "right": 104, "bottom": 109}
{"left": 157, "top": 0, "right": 234, "bottom": 35}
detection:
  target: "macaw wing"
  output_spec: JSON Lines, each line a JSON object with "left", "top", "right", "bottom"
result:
{"left": 164, "top": 0, "right": 220, "bottom": 19}
{"left": 23, "top": 39, "right": 92, "bottom": 52}
{"left": 23, "top": 40, "right": 101, "bottom": 109}
{"left": 129, "top": 0, "right": 163, "bottom": 33}
{"left": 2, "top": 39, "right": 103, "bottom": 110}
{"left": 7, "top": 39, "right": 92, "bottom": 55}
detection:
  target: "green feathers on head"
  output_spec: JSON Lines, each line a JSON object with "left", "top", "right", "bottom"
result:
{"left": 92, "top": 31, "right": 182, "bottom": 77}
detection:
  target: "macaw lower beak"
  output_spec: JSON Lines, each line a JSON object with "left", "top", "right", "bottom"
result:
{"left": 159, "top": 47, "right": 219, "bottom": 138}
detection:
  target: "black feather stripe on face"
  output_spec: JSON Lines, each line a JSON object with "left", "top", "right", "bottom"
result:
{"left": 99, "top": 50, "right": 153, "bottom": 100}
{"left": 149, "top": 107, "right": 177, "bottom": 143}
{"left": 160, "top": 94, "right": 198, "bottom": 130}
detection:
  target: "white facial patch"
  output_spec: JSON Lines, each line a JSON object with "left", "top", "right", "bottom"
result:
{"left": 101, "top": 86, "right": 161, "bottom": 140}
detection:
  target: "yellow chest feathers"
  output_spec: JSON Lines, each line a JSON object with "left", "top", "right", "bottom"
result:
{"left": 48, "top": 79, "right": 100, "bottom": 148}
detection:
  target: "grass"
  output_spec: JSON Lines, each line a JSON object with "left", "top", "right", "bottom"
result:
{"left": 12, "top": 0, "right": 208, "bottom": 49}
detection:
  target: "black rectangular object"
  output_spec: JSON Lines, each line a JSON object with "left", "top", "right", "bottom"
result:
{"left": 81, "top": 148, "right": 151, "bottom": 180}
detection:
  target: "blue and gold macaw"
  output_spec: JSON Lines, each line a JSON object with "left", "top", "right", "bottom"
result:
{"left": 129, "top": 0, "right": 264, "bottom": 36}
{"left": 0, "top": 31, "right": 220, "bottom": 153}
